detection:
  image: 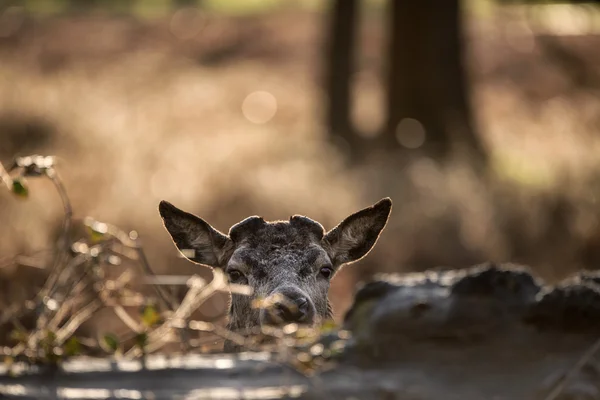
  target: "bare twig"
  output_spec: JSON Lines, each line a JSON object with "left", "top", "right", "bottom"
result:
{"left": 138, "top": 271, "right": 230, "bottom": 354}
{"left": 112, "top": 306, "right": 144, "bottom": 334}
{"left": 83, "top": 217, "right": 191, "bottom": 350}
{"left": 134, "top": 244, "right": 192, "bottom": 351}
{"left": 47, "top": 281, "right": 93, "bottom": 332}
{"left": 134, "top": 246, "right": 180, "bottom": 311}
{"left": 55, "top": 299, "right": 103, "bottom": 345}
{"left": 2, "top": 153, "right": 320, "bottom": 366}
{"left": 543, "top": 337, "right": 600, "bottom": 400}
{"left": 41, "top": 167, "right": 74, "bottom": 299}
{"left": 0, "top": 161, "right": 12, "bottom": 189}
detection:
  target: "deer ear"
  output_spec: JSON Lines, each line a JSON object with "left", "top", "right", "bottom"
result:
{"left": 158, "top": 201, "right": 232, "bottom": 267}
{"left": 323, "top": 198, "right": 392, "bottom": 265}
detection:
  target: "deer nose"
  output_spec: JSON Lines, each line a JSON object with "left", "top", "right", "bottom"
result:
{"left": 272, "top": 296, "right": 309, "bottom": 323}
{"left": 297, "top": 297, "right": 309, "bottom": 314}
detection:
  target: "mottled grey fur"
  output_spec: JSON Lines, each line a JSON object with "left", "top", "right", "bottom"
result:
{"left": 158, "top": 198, "right": 392, "bottom": 351}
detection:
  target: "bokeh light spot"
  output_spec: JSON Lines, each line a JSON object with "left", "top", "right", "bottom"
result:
{"left": 396, "top": 118, "right": 426, "bottom": 149}
{"left": 242, "top": 91, "right": 278, "bottom": 124}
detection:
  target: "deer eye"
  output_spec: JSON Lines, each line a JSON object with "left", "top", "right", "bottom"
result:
{"left": 319, "top": 266, "right": 333, "bottom": 280}
{"left": 227, "top": 269, "right": 244, "bottom": 282}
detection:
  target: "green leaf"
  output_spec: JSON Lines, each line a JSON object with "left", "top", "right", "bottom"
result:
{"left": 4, "top": 356, "right": 15, "bottom": 377}
{"left": 319, "top": 319, "right": 338, "bottom": 334}
{"left": 63, "top": 337, "right": 81, "bottom": 357}
{"left": 141, "top": 305, "right": 161, "bottom": 328}
{"left": 11, "top": 178, "right": 28, "bottom": 198}
{"left": 42, "top": 330, "right": 57, "bottom": 347}
{"left": 86, "top": 226, "right": 105, "bottom": 243}
{"left": 103, "top": 333, "right": 119, "bottom": 352}
{"left": 84, "top": 218, "right": 109, "bottom": 242}
{"left": 9, "top": 329, "right": 27, "bottom": 344}
{"left": 4, "top": 355, "right": 14, "bottom": 368}
{"left": 135, "top": 333, "right": 148, "bottom": 350}
{"left": 41, "top": 331, "right": 59, "bottom": 364}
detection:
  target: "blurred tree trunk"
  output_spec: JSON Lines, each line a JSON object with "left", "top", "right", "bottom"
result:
{"left": 324, "top": 0, "right": 359, "bottom": 153}
{"left": 385, "top": 0, "right": 485, "bottom": 163}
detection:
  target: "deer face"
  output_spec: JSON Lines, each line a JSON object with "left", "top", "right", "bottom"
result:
{"left": 158, "top": 198, "right": 392, "bottom": 333}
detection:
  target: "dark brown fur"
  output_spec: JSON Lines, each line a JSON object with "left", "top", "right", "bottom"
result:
{"left": 158, "top": 198, "right": 392, "bottom": 351}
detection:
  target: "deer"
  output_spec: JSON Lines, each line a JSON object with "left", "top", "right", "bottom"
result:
{"left": 158, "top": 197, "right": 392, "bottom": 351}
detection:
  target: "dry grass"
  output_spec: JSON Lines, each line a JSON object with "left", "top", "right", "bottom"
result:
{"left": 0, "top": 156, "right": 348, "bottom": 373}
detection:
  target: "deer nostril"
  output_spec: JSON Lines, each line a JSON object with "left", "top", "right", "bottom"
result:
{"left": 296, "top": 297, "right": 309, "bottom": 314}
{"left": 270, "top": 302, "right": 293, "bottom": 323}
{"left": 270, "top": 297, "right": 310, "bottom": 323}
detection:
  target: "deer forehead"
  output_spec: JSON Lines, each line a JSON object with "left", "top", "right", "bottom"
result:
{"left": 230, "top": 244, "right": 329, "bottom": 266}
{"left": 231, "top": 220, "right": 323, "bottom": 244}
{"left": 228, "top": 224, "right": 331, "bottom": 272}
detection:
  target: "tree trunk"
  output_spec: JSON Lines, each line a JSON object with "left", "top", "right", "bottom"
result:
{"left": 324, "top": 0, "right": 359, "bottom": 154}
{"left": 385, "top": 0, "right": 485, "bottom": 163}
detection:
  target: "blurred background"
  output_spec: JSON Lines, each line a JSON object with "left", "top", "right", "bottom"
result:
{"left": 1, "top": 0, "right": 600, "bottom": 328}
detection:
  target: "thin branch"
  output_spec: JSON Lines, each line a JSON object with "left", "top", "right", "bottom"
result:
{"left": 112, "top": 306, "right": 144, "bottom": 334}
{"left": 55, "top": 299, "right": 103, "bottom": 345}
{"left": 134, "top": 246, "right": 180, "bottom": 311}
{"left": 44, "top": 167, "right": 74, "bottom": 298}
{"left": 134, "top": 245, "right": 191, "bottom": 351}
{"left": 0, "top": 248, "right": 55, "bottom": 270}
{"left": 47, "top": 279, "right": 93, "bottom": 332}
{"left": 0, "top": 160, "right": 12, "bottom": 189}
{"left": 138, "top": 272, "right": 228, "bottom": 354}
{"left": 1, "top": 154, "right": 325, "bottom": 367}
{"left": 543, "top": 338, "right": 600, "bottom": 400}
